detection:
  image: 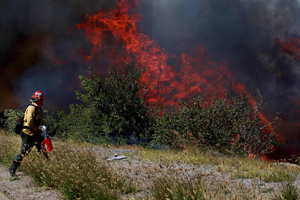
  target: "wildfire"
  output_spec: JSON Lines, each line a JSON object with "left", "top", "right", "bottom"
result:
{"left": 77, "top": 0, "right": 281, "bottom": 157}
{"left": 77, "top": 0, "right": 250, "bottom": 106}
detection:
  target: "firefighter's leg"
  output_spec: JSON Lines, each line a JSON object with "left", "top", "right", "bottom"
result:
{"left": 9, "top": 133, "right": 34, "bottom": 176}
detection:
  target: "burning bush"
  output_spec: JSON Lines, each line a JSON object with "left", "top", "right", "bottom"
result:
{"left": 2, "top": 66, "right": 278, "bottom": 156}
{"left": 151, "top": 95, "right": 277, "bottom": 156}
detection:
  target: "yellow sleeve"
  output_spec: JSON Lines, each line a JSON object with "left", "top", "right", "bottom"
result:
{"left": 24, "top": 106, "right": 39, "bottom": 131}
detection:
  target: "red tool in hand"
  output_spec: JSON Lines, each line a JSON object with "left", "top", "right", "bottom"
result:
{"left": 40, "top": 125, "right": 53, "bottom": 153}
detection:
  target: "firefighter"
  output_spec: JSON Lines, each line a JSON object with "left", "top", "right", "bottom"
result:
{"left": 9, "top": 91, "right": 47, "bottom": 177}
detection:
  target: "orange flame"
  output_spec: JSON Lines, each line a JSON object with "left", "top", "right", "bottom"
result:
{"left": 77, "top": 0, "right": 280, "bottom": 156}
{"left": 77, "top": 0, "right": 250, "bottom": 105}
{"left": 275, "top": 37, "right": 300, "bottom": 60}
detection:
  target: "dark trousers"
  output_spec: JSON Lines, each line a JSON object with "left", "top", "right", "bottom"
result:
{"left": 10, "top": 132, "right": 48, "bottom": 171}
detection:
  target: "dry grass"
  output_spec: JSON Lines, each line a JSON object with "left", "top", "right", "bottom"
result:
{"left": 1, "top": 133, "right": 299, "bottom": 200}
{"left": 127, "top": 146, "right": 300, "bottom": 199}
{"left": 0, "top": 132, "right": 19, "bottom": 166}
{"left": 0, "top": 133, "right": 136, "bottom": 199}
{"left": 132, "top": 146, "right": 299, "bottom": 183}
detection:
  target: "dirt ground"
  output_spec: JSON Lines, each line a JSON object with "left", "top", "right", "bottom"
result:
{"left": 96, "top": 147, "right": 300, "bottom": 199}
{"left": 0, "top": 146, "right": 300, "bottom": 200}
{"left": 0, "top": 165, "right": 61, "bottom": 200}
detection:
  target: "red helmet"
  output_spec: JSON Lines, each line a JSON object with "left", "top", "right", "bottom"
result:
{"left": 31, "top": 91, "right": 44, "bottom": 100}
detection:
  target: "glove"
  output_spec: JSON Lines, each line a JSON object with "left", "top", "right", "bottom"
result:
{"left": 39, "top": 125, "right": 48, "bottom": 139}
{"left": 39, "top": 125, "right": 47, "bottom": 132}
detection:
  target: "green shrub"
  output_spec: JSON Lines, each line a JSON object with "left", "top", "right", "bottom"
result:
{"left": 57, "top": 104, "right": 109, "bottom": 143}
{"left": 2, "top": 108, "right": 59, "bottom": 137}
{"left": 152, "top": 95, "right": 277, "bottom": 156}
{"left": 58, "top": 66, "right": 154, "bottom": 145}
{"left": 43, "top": 110, "right": 59, "bottom": 136}
{"left": 1, "top": 109, "right": 24, "bottom": 135}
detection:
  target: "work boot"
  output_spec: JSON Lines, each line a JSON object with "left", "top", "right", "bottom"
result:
{"left": 9, "top": 166, "right": 16, "bottom": 177}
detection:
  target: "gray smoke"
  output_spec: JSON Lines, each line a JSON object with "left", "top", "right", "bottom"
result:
{"left": 0, "top": 0, "right": 116, "bottom": 110}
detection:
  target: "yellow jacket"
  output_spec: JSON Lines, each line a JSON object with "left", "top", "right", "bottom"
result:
{"left": 22, "top": 102, "right": 44, "bottom": 136}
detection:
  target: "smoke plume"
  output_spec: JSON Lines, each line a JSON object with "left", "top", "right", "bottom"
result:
{"left": 0, "top": 0, "right": 116, "bottom": 110}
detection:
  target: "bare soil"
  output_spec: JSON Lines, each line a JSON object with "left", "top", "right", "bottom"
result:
{"left": 0, "top": 165, "right": 61, "bottom": 200}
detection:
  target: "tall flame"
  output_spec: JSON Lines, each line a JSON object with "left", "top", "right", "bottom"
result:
{"left": 77, "top": 0, "right": 281, "bottom": 157}
{"left": 77, "top": 0, "right": 249, "bottom": 106}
